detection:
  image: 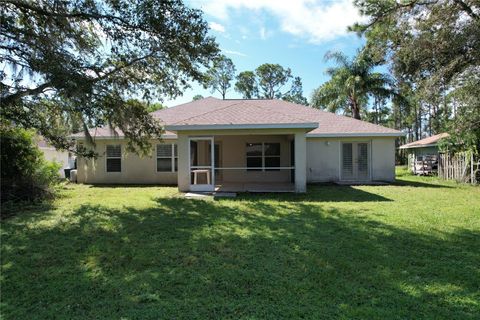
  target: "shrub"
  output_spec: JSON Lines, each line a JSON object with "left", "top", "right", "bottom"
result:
{"left": 1, "top": 124, "right": 61, "bottom": 208}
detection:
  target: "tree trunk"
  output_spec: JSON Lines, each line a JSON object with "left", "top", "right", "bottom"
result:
{"left": 414, "top": 103, "right": 419, "bottom": 140}
{"left": 428, "top": 104, "right": 432, "bottom": 136}
{"left": 351, "top": 99, "right": 361, "bottom": 120}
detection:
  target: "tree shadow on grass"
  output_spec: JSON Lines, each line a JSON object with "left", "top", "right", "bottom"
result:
{"left": 1, "top": 197, "right": 479, "bottom": 319}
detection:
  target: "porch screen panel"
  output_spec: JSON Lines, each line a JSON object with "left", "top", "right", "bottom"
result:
{"left": 264, "top": 143, "right": 280, "bottom": 171}
{"left": 106, "top": 145, "right": 121, "bottom": 172}
{"left": 246, "top": 143, "right": 262, "bottom": 171}
{"left": 342, "top": 143, "right": 353, "bottom": 179}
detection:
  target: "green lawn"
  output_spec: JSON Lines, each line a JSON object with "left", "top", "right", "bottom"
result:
{"left": 1, "top": 168, "right": 479, "bottom": 319}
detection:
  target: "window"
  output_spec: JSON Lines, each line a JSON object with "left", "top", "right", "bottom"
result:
{"left": 106, "top": 145, "right": 121, "bottom": 172}
{"left": 157, "top": 144, "right": 177, "bottom": 172}
{"left": 246, "top": 142, "right": 281, "bottom": 171}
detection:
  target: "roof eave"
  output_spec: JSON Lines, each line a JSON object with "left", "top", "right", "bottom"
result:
{"left": 166, "top": 123, "right": 319, "bottom": 131}
{"left": 307, "top": 132, "right": 405, "bottom": 138}
{"left": 399, "top": 143, "right": 438, "bottom": 149}
{"left": 71, "top": 134, "right": 178, "bottom": 140}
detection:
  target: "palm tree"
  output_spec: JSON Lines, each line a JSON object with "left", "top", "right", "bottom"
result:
{"left": 311, "top": 50, "right": 395, "bottom": 120}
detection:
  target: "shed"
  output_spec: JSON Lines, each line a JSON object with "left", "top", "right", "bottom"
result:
{"left": 399, "top": 133, "right": 449, "bottom": 174}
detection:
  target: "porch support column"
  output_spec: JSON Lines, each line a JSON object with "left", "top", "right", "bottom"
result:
{"left": 177, "top": 133, "right": 190, "bottom": 192}
{"left": 294, "top": 132, "right": 307, "bottom": 193}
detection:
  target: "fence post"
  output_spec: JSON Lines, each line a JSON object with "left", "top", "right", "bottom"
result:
{"left": 447, "top": 153, "right": 449, "bottom": 180}
{"left": 471, "top": 153, "right": 474, "bottom": 185}
{"left": 438, "top": 153, "right": 443, "bottom": 178}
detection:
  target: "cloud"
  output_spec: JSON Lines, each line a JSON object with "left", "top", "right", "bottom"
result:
{"left": 258, "top": 27, "right": 274, "bottom": 40}
{"left": 209, "top": 22, "right": 226, "bottom": 33}
{"left": 223, "top": 49, "right": 247, "bottom": 57}
{"left": 259, "top": 27, "right": 267, "bottom": 40}
{"left": 201, "top": 0, "right": 366, "bottom": 43}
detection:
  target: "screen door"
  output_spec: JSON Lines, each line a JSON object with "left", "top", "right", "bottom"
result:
{"left": 189, "top": 137, "right": 215, "bottom": 192}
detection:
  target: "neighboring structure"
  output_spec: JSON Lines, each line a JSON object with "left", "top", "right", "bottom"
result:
{"left": 37, "top": 137, "right": 75, "bottom": 178}
{"left": 399, "top": 133, "right": 449, "bottom": 174}
{"left": 73, "top": 97, "right": 404, "bottom": 193}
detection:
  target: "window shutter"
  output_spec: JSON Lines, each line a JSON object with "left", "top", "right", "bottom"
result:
{"left": 342, "top": 143, "right": 353, "bottom": 179}
{"left": 357, "top": 143, "right": 369, "bottom": 180}
{"left": 106, "top": 145, "right": 121, "bottom": 157}
{"left": 157, "top": 144, "right": 172, "bottom": 157}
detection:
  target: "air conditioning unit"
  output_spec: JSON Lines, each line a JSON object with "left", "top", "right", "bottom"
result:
{"left": 69, "top": 169, "right": 78, "bottom": 183}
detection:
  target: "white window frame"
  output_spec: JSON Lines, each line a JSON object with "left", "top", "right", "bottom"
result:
{"left": 105, "top": 144, "right": 122, "bottom": 173}
{"left": 156, "top": 143, "right": 177, "bottom": 173}
{"left": 246, "top": 142, "right": 281, "bottom": 171}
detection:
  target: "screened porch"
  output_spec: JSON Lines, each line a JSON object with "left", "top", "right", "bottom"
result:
{"left": 188, "top": 134, "right": 296, "bottom": 193}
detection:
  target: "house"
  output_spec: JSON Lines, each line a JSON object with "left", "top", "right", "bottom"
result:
{"left": 73, "top": 97, "right": 404, "bottom": 193}
{"left": 399, "top": 133, "right": 449, "bottom": 174}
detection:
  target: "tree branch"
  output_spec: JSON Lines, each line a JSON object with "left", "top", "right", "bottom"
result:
{"left": 90, "top": 52, "right": 156, "bottom": 83}
{"left": 360, "top": 0, "right": 438, "bottom": 30}
{"left": 2, "top": 83, "right": 53, "bottom": 106}
{"left": 3, "top": 0, "right": 151, "bottom": 33}
{"left": 452, "top": 0, "right": 479, "bottom": 20}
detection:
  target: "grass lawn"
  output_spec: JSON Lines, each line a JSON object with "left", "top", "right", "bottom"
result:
{"left": 1, "top": 168, "right": 479, "bottom": 319}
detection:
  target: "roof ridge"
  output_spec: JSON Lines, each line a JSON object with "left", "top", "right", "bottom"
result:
{"left": 170, "top": 100, "right": 245, "bottom": 125}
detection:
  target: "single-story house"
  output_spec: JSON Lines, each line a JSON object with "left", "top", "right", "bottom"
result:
{"left": 399, "top": 133, "right": 449, "bottom": 174}
{"left": 73, "top": 97, "right": 404, "bottom": 193}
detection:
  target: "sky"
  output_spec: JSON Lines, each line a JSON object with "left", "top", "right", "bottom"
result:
{"left": 164, "top": 0, "right": 368, "bottom": 107}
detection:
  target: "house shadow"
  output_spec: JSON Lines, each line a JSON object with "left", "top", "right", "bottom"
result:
{"left": 231, "top": 184, "right": 392, "bottom": 202}
{"left": 2, "top": 197, "right": 478, "bottom": 319}
{"left": 83, "top": 183, "right": 177, "bottom": 188}
{"left": 393, "top": 179, "right": 454, "bottom": 188}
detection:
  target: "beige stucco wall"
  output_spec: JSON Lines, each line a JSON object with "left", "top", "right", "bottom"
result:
{"left": 76, "top": 139, "right": 177, "bottom": 184}
{"left": 371, "top": 138, "right": 396, "bottom": 181}
{"left": 41, "top": 148, "right": 71, "bottom": 178}
{"left": 306, "top": 137, "right": 396, "bottom": 182}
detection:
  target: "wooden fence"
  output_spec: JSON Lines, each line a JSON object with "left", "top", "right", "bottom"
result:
{"left": 438, "top": 152, "right": 479, "bottom": 185}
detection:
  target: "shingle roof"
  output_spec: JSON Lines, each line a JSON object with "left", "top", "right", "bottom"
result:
{"left": 74, "top": 97, "right": 404, "bottom": 139}
{"left": 249, "top": 99, "right": 402, "bottom": 136}
{"left": 154, "top": 97, "right": 403, "bottom": 136}
{"left": 169, "top": 101, "right": 317, "bottom": 128}
{"left": 399, "top": 133, "right": 449, "bottom": 149}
